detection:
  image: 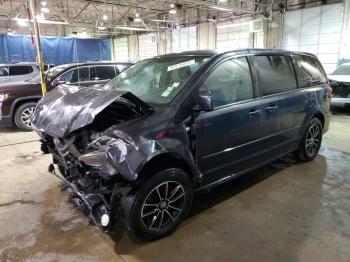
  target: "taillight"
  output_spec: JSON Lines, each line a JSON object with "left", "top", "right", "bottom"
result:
{"left": 327, "top": 86, "right": 333, "bottom": 100}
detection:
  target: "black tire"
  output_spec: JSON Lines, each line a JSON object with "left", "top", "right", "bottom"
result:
{"left": 14, "top": 102, "right": 37, "bottom": 131}
{"left": 121, "top": 168, "right": 193, "bottom": 241}
{"left": 295, "top": 117, "right": 323, "bottom": 162}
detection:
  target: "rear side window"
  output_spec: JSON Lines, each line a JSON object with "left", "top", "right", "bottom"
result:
{"left": 0, "top": 66, "right": 9, "bottom": 76}
{"left": 294, "top": 55, "right": 327, "bottom": 87}
{"left": 70, "top": 67, "right": 90, "bottom": 83}
{"left": 200, "top": 57, "right": 253, "bottom": 108}
{"left": 91, "top": 66, "right": 116, "bottom": 80}
{"left": 9, "top": 66, "right": 33, "bottom": 76}
{"left": 255, "top": 55, "right": 297, "bottom": 96}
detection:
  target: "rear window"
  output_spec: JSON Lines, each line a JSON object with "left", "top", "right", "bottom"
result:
{"left": 91, "top": 66, "right": 116, "bottom": 80}
{"left": 9, "top": 65, "right": 33, "bottom": 76}
{"left": 294, "top": 55, "right": 327, "bottom": 87}
{"left": 0, "top": 66, "right": 9, "bottom": 76}
{"left": 255, "top": 55, "right": 297, "bottom": 96}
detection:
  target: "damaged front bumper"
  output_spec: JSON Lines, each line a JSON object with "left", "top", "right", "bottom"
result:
{"left": 40, "top": 129, "right": 146, "bottom": 233}
{"left": 48, "top": 163, "right": 112, "bottom": 232}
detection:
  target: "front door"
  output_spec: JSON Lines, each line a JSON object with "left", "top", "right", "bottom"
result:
{"left": 194, "top": 57, "right": 265, "bottom": 186}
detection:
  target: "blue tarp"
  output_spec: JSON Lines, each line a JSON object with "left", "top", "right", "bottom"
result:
{"left": 0, "top": 34, "right": 112, "bottom": 65}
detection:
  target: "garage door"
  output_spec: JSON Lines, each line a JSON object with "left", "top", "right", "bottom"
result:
{"left": 216, "top": 18, "right": 253, "bottom": 52}
{"left": 113, "top": 37, "right": 129, "bottom": 62}
{"left": 171, "top": 26, "right": 197, "bottom": 52}
{"left": 138, "top": 34, "right": 158, "bottom": 60}
{"left": 282, "top": 3, "right": 344, "bottom": 73}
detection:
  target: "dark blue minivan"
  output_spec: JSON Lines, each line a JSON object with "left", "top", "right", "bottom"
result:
{"left": 33, "top": 49, "right": 332, "bottom": 241}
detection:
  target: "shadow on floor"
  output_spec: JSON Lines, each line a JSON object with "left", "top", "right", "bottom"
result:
{"left": 109, "top": 154, "right": 299, "bottom": 251}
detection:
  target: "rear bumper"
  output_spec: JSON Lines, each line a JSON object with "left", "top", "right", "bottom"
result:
{"left": 0, "top": 115, "right": 12, "bottom": 127}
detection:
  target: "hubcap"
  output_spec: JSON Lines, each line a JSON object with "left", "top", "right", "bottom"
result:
{"left": 20, "top": 107, "right": 35, "bottom": 128}
{"left": 305, "top": 124, "right": 321, "bottom": 155}
{"left": 141, "top": 181, "right": 185, "bottom": 231}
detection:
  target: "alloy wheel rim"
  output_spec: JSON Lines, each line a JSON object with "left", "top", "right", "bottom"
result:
{"left": 305, "top": 124, "right": 321, "bottom": 155}
{"left": 141, "top": 181, "right": 185, "bottom": 231}
{"left": 20, "top": 107, "right": 35, "bottom": 128}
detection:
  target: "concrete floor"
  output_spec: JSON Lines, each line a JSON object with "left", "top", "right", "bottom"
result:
{"left": 0, "top": 114, "right": 349, "bottom": 262}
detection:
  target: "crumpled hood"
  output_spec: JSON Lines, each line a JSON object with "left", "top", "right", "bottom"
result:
{"left": 31, "top": 84, "right": 152, "bottom": 138}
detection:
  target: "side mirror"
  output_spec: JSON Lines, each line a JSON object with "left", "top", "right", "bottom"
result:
{"left": 195, "top": 90, "right": 214, "bottom": 112}
{"left": 52, "top": 79, "right": 66, "bottom": 86}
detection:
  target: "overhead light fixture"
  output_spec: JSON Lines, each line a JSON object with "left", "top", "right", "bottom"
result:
{"left": 218, "top": 0, "right": 227, "bottom": 2}
{"left": 40, "top": 1, "right": 49, "bottom": 13}
{"left": 15, "top": 18, "right": 28, "bottom": 27}
{"left": 13, "top": 17, "right": 68, "bottom": 25}
{"left": 151, "top": 19, "right": 175, "bottom": 23}
{"left": 36, "top": 13, "right": 45, "bottom": 21}
{"left": 102, "top": 14, "right": 108, "bottom": 21}
{"left": 169, "top": 4, "right": 177, "bottom": 14}
{"left": 115, "top": 26, "right": 150, "bottom": 31}
{"left": 134, "top": 13, "right": 141, "bottom": 23}
{"left": 210, "top": 5, "right": 232, "bottom": 12}
{"left": 98, "top": 26, "right": 106, "bottom": 30}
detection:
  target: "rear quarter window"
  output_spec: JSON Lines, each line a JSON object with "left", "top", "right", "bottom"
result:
{"left": 255, "top": 55, "right": 297, "bottom": 96}
{"left": 0, "top": 66, "right": 9, "bottom": 76}
{"left": 294, "top": 55, "right": 327, "bottom": 87}
{"left": 9, "top": 66, "right": 33, "bottom": 76}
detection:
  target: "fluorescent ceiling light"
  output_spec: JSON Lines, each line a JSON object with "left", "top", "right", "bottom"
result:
{"left": 102, "top": 14, "right": 108, "bottom": 21}
{"left": 15, "top": 18, "right": 28, "bottom": 27}
{"left": 210, "top": 5, "right": 232, "bottom": 12}
{"left": 115, "top": 26, "right": 150, "bottom": 31}
{"left": 151, "top": 19, "right": 175, "bottom": 23}
{"left": 98, "top": 26, "right": 106, "bottom": 30}
{"left": 13, "top": 17, "right": 68, "bottom": 25}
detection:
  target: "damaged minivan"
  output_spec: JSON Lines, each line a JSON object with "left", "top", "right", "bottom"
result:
{"left": 32, "top": 49, "right": 331, "bottom": 241}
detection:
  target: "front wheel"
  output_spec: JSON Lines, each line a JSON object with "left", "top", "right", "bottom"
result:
{"left": 295, "top": 117, "right": 323, "bottom": 162}
{"left": 121, "top": 168, "right": 193, "bottom": 241}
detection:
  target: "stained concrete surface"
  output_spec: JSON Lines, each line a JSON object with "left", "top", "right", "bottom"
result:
{"left": 0, "top": 114, "right": 349, "bottom": 262}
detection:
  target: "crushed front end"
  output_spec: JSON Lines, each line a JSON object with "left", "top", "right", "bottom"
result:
{"left": 41, "top": 129, "right": 145, "bottom": 232}
{"left": 32, "top": 85, "right": 152, "bottom": 232}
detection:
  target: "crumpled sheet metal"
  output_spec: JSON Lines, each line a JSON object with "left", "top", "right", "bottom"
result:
{"left": 31, "top": 85, "right": 130, "bottom": 138}
{"left": 79, "top": 131, "right": 146, "bottom": 181}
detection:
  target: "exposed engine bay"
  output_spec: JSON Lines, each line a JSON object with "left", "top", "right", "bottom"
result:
{"left": 32, "top": 85, "right": 154, "bottom": 231}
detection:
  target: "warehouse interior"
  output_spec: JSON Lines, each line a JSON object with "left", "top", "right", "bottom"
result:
{"left": 0, "top": 0, "right": 350, "bottom": 261}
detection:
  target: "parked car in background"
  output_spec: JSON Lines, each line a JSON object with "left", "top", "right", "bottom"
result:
{"left": 32, "top": 49, "right": 331, "bottom": 241}
{"left": 328, "top": 63, "right": 350, "bottom": 110}
{"left": 0, "top": 61, "right": 132, "bottom": 131}
{"left": 0, "top": 62, "right": 54, "bottom": 84}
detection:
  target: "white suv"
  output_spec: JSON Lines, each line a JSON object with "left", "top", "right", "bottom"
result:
{"left": 0, "top": 63, "right": 40, "bottom": 83}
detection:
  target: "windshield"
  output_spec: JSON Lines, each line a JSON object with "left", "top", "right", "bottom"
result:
{"left": 104, "top": 56, "right": 210, "bottom": 105}
{"left": 332, "top": 64, "right": 350, "bottom": 75}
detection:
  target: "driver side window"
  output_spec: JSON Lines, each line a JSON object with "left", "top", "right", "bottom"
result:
{"left": 200, "top": 57, "right": 253, "bottom": 108}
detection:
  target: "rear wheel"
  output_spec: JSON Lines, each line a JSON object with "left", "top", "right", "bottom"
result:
{"left": 295, "top": 117, "right": 323, "bottom": 162}
{"left": 121, "top": 168, "right": 193, "bottom": 241}
{"left": 14, "top": 102, "right": 37, "bottom": 131}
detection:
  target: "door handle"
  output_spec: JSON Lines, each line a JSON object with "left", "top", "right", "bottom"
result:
{"left": 266, "top": 105, "right": 279, "bottom": 112}
{"left": 246, "top": 109, "right": 262, "bottom": 117}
